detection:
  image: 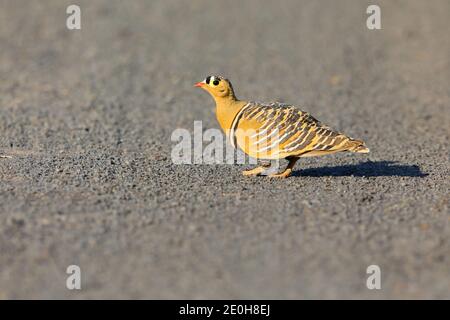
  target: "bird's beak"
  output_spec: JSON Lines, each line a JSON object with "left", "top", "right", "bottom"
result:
{"left": 194, "top": 82, "right": 204, "bottom": 88}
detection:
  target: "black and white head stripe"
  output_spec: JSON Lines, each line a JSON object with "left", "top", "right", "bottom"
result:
{"left": 205, "top": 76, "right": 221, "bottom": 86}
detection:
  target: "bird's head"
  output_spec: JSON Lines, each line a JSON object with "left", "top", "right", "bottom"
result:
{"left": 195, "top": 75, "right": 236, "bottom": 100}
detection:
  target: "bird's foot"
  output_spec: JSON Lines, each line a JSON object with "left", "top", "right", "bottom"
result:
{"left": 242, "top": 166, "right": 267, "bottom": 176}
{"left": 268, "top": 168, "right": 293, "bottom": 179}
{"left": 242, "top": 161, "right": 272, "bottom": 176}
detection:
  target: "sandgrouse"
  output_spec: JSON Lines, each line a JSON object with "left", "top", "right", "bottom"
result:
{"left": 195, "top": 75, "right": 369, "bottom": 178}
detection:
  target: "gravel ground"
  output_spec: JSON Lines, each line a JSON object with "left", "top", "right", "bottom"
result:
{"left": 0, "top": 0, "right": 448, "bottom": 299}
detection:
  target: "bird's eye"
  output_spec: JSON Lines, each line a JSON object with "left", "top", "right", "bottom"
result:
{"left": 213, "top": 80, "right": 220, "bottom": 86}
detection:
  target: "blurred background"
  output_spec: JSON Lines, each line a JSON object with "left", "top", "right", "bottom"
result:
{"left": 0, "top": 0, "right": 448, "bottom": 299}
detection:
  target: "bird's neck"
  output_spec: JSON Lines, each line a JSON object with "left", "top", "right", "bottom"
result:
{"left": 214, "top": 97, "right": 247, "bottom": 133}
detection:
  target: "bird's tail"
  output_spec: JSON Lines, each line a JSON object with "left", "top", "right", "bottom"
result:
{"left": 344, "top": 139, "right": 370, "bottom": 153}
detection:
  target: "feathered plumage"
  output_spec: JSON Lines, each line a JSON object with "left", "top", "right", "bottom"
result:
{"left": 195, "top": 75, "right": 369, "bottom": 178}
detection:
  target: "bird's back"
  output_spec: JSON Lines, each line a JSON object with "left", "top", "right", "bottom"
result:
{"left": 230, "top": 101, "right": 368, "bottom": 160}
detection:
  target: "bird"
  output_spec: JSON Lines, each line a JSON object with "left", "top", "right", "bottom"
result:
{"left": 195, "top": 75, "right": 369, "bottom": 178}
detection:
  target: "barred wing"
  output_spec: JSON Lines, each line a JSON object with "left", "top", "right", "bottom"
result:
{"left": 231, "top": 102, "right": 351, "bottom": 159}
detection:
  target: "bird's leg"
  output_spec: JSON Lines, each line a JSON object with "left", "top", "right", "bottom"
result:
{"left": 0, "top": 155, "right": 12, "bottom": 159}
{"left": 242, "top": 161, "right": 272, "bottom": 176}
{"left": 268, "top": 157, "right": 299, "bottom": 178}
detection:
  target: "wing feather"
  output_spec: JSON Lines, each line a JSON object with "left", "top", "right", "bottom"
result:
{"left": 233, "top": 102, "right": 349, "bottom": 159}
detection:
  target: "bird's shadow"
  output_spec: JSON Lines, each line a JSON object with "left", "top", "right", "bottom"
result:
{"left": 292, "top": 161, "right": 427, "bottom": 177}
